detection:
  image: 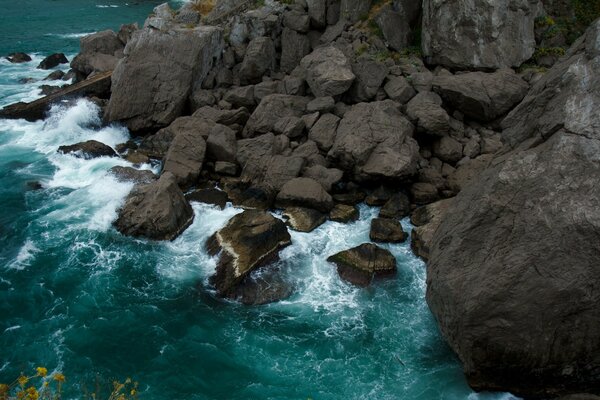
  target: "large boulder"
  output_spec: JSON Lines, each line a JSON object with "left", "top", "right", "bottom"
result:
{"left": 105, "top": 25, "right": 223, "bottom": 132}
{"left": 426, "top": 21, "right": 600, "bottom": 397}
{"left": 37, "top": 53, "right": 68, "bottom": 69}
{"left": 281, "top": 28, "right": 312, "bottom": 73}
{"left": 206, "top": 210, "right": 292, "bottom": 299}
{"left": 71, "top": 30, "right": 124, "bottom": 77}
{"left": 282, "top": 207, "right": 327, "bottom": 232}
{"left": 114, "top": 172, "right": 194, "bottom": 240}
{"left": 300, "top": 45, "right": 355, "bottom": 97}
{"left": 239, "top": 36, "right": 276, "bottom": 85}
{"left": 432, "top": 70, "right": 529, "bottom": 122}
{"left": 58, "top": 140, "right": 117, "bottom": 159}
{"left": 328, "top": 100, "right": 419, "bottom": 181}
{"left": 327, "top": 243, "right": 396, "bottom": 287}
{"left": 244, "top": 94, "right": 309, "bottom": 137}
{"left": 161, "top": 128, "right": 206, "bottom": 188}
{"left": 422, "top": 0, "right": 542, "bottom": 69}
{"left": 369, "top": 218, "right": 407, "bottom": 243}
{"left": 275, "top": 177, "right": 334, "bottom": 212}
{"left": 139, "top": 116, "right": 216, "bottom": 159}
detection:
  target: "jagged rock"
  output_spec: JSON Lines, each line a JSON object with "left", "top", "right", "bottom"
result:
{"left": 58, "top": 140, "right": 117, "bottom": 159}
{"left": 327, "top": 243, "right": 396, "bottom": 287}
{"left": 274, "top": 116, "right": 305, "bottom": 138}
{"left": 115, "top": 172, "right": 194, "bottom": 240}
{"left": 71, "top": 30, "right": 124, "bottom": 77}
{"left": 223, "top": 86, "right": 255, "bottom": 109}
{"left": 242, "top": 155, "right": 305, "bottom": 192}
{"left": 237, "top": 133, "right": 275, "bottom": 166}
{"left": 6, "top": 52, "right": 31, "bottom": 63}
{"left": 432, "top": 70, "right": 529, "bottom": 122}
{"left": 206, "top": 124, "right": 237, "bottom": 162}
{"left": 230, "top": 185, "right": 276, "bottom": 210}
{"left": 283, "top": 9, "right": 310, "bottom": 32}
{"left": 300, "top": 45, "right": 355, "bottom": 97}
{"left": 319, "top": 18, "right": 346, "bottom": 44}
{"left": 426, "top": 21, "right": 600, "bottom": 397}
{"left": 193, "top": 106, "right": 250, "bottom": 127}
{"left": 375, "top": 2, "right": 418, "bottom": 51}
{"left": 37, "top": 53, "right": 68, "bottom": 69}
{"left": 306, "top": 0, "right": 327, "bottom": 28}
{"left": 206, "top": 210, "right": 292, "bottom": 298}
{"left": 105, "top": 25, "right": 223, "bottom": 132}
{"left": 276, "top": 177, "right": 334, "bottom": 212}
{"left": 283, "top": 207, "right": 327, "bottom": 232}
{"left": 347, "top": 60, "right": 387, "bottom": 102}
{"left": 329, "top": 204, "right": 359, "bottom": 223}
{"left": 406, "top": 92, "right": 450, "bottom": 137}
{"left": 239, "top": 36, "right": 276, "bottom": 85}
{"left": 190, "top": 89, "right": 216, "bottom": 111}
{"left": 379, "top": 192, "right": 411, "bottom": 219}
{"left": 161, "top": 126, "right": 206, "bottom": 188}
{"left": 244, "top": 94, "right": 309, "bottom": 137}
{"left": 410, "top": 198, "right": 452, "bottom": 261}
{"left": 328, "top": 100, "right": 418, "bottom": 181}
{"left": 281, "top": 27, "right": 312, "bottom": 74}
{"left": 308, "top": 113, "right": 339, "bottom": 151}
{"left": 369, "top": 218, "right": 407, "bottom": 243}
{"left": 302, "top": 165, "right": 343, "bottom": 192}
{"left": 292, "top": 140, "right": 325, "bottom": 167}
{"left": 109, "top": 166, "right": 156, "bottom": 184}
{"left": 307, "top": 96, "right": 335, "bottom": 113}
{"left": 333, "top": 189, "right": 366, "bottom": 205}
{"left": 186, "top": 188, "right": 229, "bottom": 209}
{"left": 117, "top": 23, "right": 138, "bottom": 45}
{"left": 447, "top": 154, "right": 493, "bottom": 193}
{"left": 384, "top": 76, "right": 416, "bottom": 104}
{"left": 139, "top": 116, "right": 215, "bottom": 159}
{"left": 422, "top": 0, "right": 541, "bottom": 69}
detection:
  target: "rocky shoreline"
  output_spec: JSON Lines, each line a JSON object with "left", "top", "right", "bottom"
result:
{"left": 3, "top": 0, "right": 600, "bottom": 398}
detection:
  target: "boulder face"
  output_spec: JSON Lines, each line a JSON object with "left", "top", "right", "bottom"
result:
{"left": 114, "top": 172, "right": 194, "bottom": 241}
{"left": 422, "top": 0, "right": 541, "bottom": 70}
{"left": 300, "top": 45, "right": 355, "bottom": 97}
{"left": 161, "top": 128, "right": 206, "bottom": 188}
{"left": 426, "top": 20, "right": 600, "bottom": 398}
{"left": 327, "top": 243, "right": 396, "bottom": 287}
{"left": 206, "top": 210, "right": 292, "bottom": 298}
{"left": 105, "top": 25, "right": 223, "bottom": 133}
{"left": 58, "top": 140, "right": 117, "bottom": 159}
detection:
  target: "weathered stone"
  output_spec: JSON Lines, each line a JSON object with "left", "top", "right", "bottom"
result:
{"left": 379, "top": 192, "right": 411, "bottom": 219}
{"left": 161, "top": 127, "right": 206, "bottom": 188}
{"left": 302, "top": 165, "right": 343, "bottom": 192}
{"left": 276, "top": 177, "right": 334, "bottom": 212}
{"left": 109, "top": 166, "right": 156, "bottom": 184}
{"left": 223, "top": 86, "right": 255, "bottom": 109}
{"left": 283, "top": 207, "right": 327, "bottom": 232}
{"left": 139, "top": 116, "right": 214, "bottom": 159}
{"left": 283, "top": 9, "right": 311, "bottom": 32}
{"left": 410, "top": 182, "right": 439, "bottom": 204}
{"left": 244, "top": 94, "right": 309, "bottom": 137}
{"left": 300, "top": 45, "right": 355, "bottom": 97}
{"left": 433, "top": 136, "right": 463, "bottom": 164}
{"left": 186, "top": 188, "right": 229, "bottom": 209}
{"left": 422, "top": 0, "right": 541, "bottom": 69}
{"left": 370, "top": 218, "right": 407, "bottom": 243}
{"left": 327, "top": 243, "right": 396, "bottom": 287}
{"left": 274, "top": 116, "right": 305, "bottom": 138}
{"left": 206, "top": 124, "right": 237, "bottom": 163}
{"left": 58, "top": 140, "right": 117, "bottom": 159}
{"left": 105, "top": 25, "right": 223, "bottom": 132}
{"left": 114, "top": 172, "right": 194, "bottom": 240}
{"left": 410, "top": 198, "right": 452, "bottom": 261}
{"left": 307, "top": 96, "right": 335, "bottom": 113}
{"left": 240, "top": 37, "right": 276, "bottom": 85}
{"left": 281, "top": 28, "right": 313, "bottom": 74}
{"left": 339, "top": 0, "right": 372, "bottom": 23}
{"left": 406, "top": 92, "right": 450, "bottom": 137}
{"left": 215, "top": 161, "right": 238, "bottom": 176}
{"left": 384, "top": 76, "right": 416, "bottom": 104}
{"left": 6, "top": 52, "right": 31, "bottom": 63}
{"left": 193, "top": 106, "right": 250, "bottom": 127}
{"left": 308, "top": 113, "right": 339, "bottom": 151}
{"left": 329, "top": 204, "right": 359, "bottom": 223}
{"left": 347, "top": 60, "right": 387, "bottom": 102}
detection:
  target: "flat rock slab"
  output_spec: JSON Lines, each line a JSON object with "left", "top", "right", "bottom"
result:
{"left": 327, "top": 243, "right": 396, "bottom": 287}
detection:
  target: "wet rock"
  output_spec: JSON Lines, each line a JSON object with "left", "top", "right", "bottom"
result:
{"left": 327, "top": 243, "right": 396, "bottom": 287}
{"left": 365, "top": 186, "right": 394, "bottom": 207}
{"left": 109, "top": 166, "right": 157, "bottom": 184}
{"left": 432, "top": 136, "right": 463, "bottom": 164}
{"left": 369, "top": 218, "right": 407, "bottom": 243}
{"left": 276, "top": 177, "right": 334, "bottom": 212}
{"left": 215, "top": 161, "right": 238, "bottom": 176}
{"left": 6, "top": 52, "right": 31, "bottom": 63}
{"left": 186, "top": 188, "right": 229, "bottom": 209}
{"left": 329, "top": 204, "right": 359, "bottom": 223}
{"left": 283, "top": 207, "right": 327, "bottom": 232}
{"left": 300, "top": 45, "right": 355, "bottom": 97}
{"left": 235, "top": 266, "right": 294, "bottom": 305}
{"left": 379, "top": 192, "right": 411, "bottom": 219}
{"left": 37, "top": 53, "right": 68, "bottom": 69}
{"left": 410, "top": 182, "right": 439, "bottom": 205}
{"left": 115, "top": 172, "right": 194, "bottom": 240}
{"left": 58, "top": 140, "right": 117, "bottom": 159}
{"left": 432, "top": 70, "right": 529, "bottom": 122}
{"left": 410, "top": 198, "right": 452, "bottom": 261}
{"left": 44, "top": 70, "right": 65, "bottom": 81}
{"left": 206, "top": 210, "right": 292, "bottom": 298}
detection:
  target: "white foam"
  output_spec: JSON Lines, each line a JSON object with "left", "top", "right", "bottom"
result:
{"left": 96, "top": 4, "right": 119, "bottom": 8}
{"left": 46, "top": 32, "right": 96, "bottom": 39}
{"left": 8, "top": 240, "right": 39, "bottom": 270}
{"left": 3, "top": 325, "right": 22, "bottom": 333}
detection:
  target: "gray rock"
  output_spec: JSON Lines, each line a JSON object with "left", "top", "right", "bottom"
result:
{"left": 379, "top": 192, "right": 411, "bottom": 219}
{"left": 300, "top": 45, "right": 355, "bottom": 97}
{"left": 433, "top": 136, "right": 463, "bottom": 164}
{"left": 6, "top": 52, "right": 31, "bottom": 63}
{"left": 384, "top": 76, "right": 416, "bottom": 104}
{"left": 426, "top": 21, "right": 600, "bottom": 397}
{"left": 327, "top": 243, "right": 396, "bottom": 287}
{"left": 292, "top": 140, "right": 325, "bottom": 167}
{"left": 161, "top": 127, "right": 206, "bottom": 188}
{"left": 37, "top": 53, "right": 68, "bottom": 69}
{"left": 193, "top": 106, "right": 250, "bottom": 127}
{"left": 240, "top": 36, "right": 276, "bottom": 84}
{"left": 215, "top": 161, "right": 237, "bottom": 176}
{"left": 242, "top": 155, "right": 305, "bottom": 192}
{"left": 189, "top": 89, "right": 216, "bottom": 111}
{"left": 370, "top": 218, "right": 407, "bottom": 243}
{"left": 105, "top": 25, "right": 223, "bottom": 132}
{"left": 237, "top": 133, "right": 275, "bottom": 166}
{"left": 307, "top": 96, "right": 335, "bottom": 113}
{"left": 329, "top": 204, "right": 359, "bottom": 223}
{"left": 432, "top": 70, "right": 529, "bottom": 122}
{"left": 109, "top": 166, "right": 156, "bottom": 184}
{"left": 410, "top": 198, "right": 452, "bottom": 261}
{"left": 375, "top": 4, "right": 413, "bottom": 51}
{"left": 302, "top": 165, "right": 343, "bottom": 192}
{"left": 319, "top": 18, "right": 346, "bottom": 44}
{"left": 244, "top": 94, "right": 309, "bottom": 137}
{"left": 328, "top": 100, "right": 418, "bottom": 181}
{"left": 410, "top": 182, "right": 439, "bottom": 204}
{"left": 308, "top": 113, "right": 339, "bottom": 151}
{"left": 206, "top": 124, "right": 237, "bottom": 162}
{"left": 139, "top": 116, "right": 215, "bottom": 158}
{"left": 406, "top": 92, "right": 450, "bottom": 137}
{"left": 281, "top": 28, "right": 312, "bottom": 73}
{"left": 223, "top": 86, "right": 255, "bottom": 109}
{"left": 274, "top": 116, "right": 305, "bottom": 138}
{"left": 276, "top": 177, "right": 334, "bottom": 212}
{"left": 114, "top": 172, "right": 194, "bottom": 240}
{"left": 422, "top": 0, "right": 541, "bottom": 69}
{"left": 347, "top": 60, "right": 388, "bottom": 102}
{"left": 186, "top": 188, "right": 229, "bottom": 209}
{"left": 117, "top": 23, "right": 138, "bottom": 45}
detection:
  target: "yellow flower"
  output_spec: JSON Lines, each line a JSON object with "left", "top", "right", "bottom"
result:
{"left": 35, "top": 367, "right": 47, "bottom": 377}
{"left": 52, "top": 373, "right": 65, "bottom": 383}
{"left": 18, "top": 375, "right": 28, "bottom": 387}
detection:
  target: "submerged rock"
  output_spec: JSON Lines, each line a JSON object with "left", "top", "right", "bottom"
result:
{"left": 58, "top": 140, "right": 117, "bottom": 159}
{"left": 37, "top": 53, "right": 68, "bottom": 69}
{"left": 206, "top": 210, "right": 292, "bottom": 299}
{"left": 114, "top": 172, "right": 194, "bottom": 240}
{"left": 6, "top": 52, "right": 31, "bottom": 63}
{"left": 327, "top": 243, "right": 396, "bottom": 287}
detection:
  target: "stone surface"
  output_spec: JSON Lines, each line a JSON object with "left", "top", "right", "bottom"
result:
{"left": 327, "top": 243, "right": 396, "bottom": 287}
{"left": 6, "top": 52, "right": 31, "bottom": 63}
{"left": 406, "top": 92, "right": 450, "bottom": 137}
{"left": 58, "top": 140, "right": 117, "bottom": 159}
{"left": 410, "top": 198, "right": 452, "bottom": 261}
{"left": 281, "top": 28, "right": 312, "bottom": 73}
{"left": 108, "top": 166, "right": 156, "bottom": 184}
{"left": 206, "top": 210, "right": 292, "bottom": 298}
{"left": 433, "top": 136, "right": 463, "bottom": 164}
{"left": 426, "top": 21, "right": 600, "bottom": 397}
{"left": 244, "top": 94, "right": 309, "bottom": 137}
{"left": 283, "top": 207, "right": 327, "bottom": 232}
{"left": 384, "top": 76, "right": 416, "bottom": 104}
{"left": 161, "top": 128, "right": 206, "bottom": 188}
{"left": 240, "top": 36, "right": 276, "bottom": 84}
{"left": 339, "top": 0, "right": 372, "bottom": 23}
{"left": 379, "top": 192, "right": 411, "bottom": 219}
{"left": 300, "top": 45, "right": 355, "bottom": 97}
{"left": 37, "top": 53, "right": 68, "bottom": 69}
{"left": 275, "top": 177, "right": 334, "bottom": 212}
{"left": 206, "top": 124, "right": 237, "bottom": 162}
{"left": 329, "top": 204, "right": 359, "bottom": 223}
{"left": 308, "top": 113, "right": 339, "bottom": 151}
{"left": 432, "top": 70, "right": 529, "bottom": 122}
{"left": 114, "top": 172, "right": 194, "bottom": 240}
{"left": 186, "top": 188, "right": 229, "bottom": 209}
{"left": 105, "top": 25, "right": 223, "bottom": 132}
{"left": 328, "top": 100, "right": 418, "bottom": 181}
{"left": 347, "top": 60, "right": 387, "bottom": 102}
{"left": 71, "top": 30, "right": 124, "bottom": 77}
{"left": 370, "top": 218, "right": 407, "bottom": 243}
{"left": 302, "top": 165, "right": 343, "bottom": 192}
{"left": 422, "top": 0, "right": 541, "bottom": 69}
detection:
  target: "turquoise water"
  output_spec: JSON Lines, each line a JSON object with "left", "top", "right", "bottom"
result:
{"left": 0, "top": 2, "right": 516, "bottom": 399}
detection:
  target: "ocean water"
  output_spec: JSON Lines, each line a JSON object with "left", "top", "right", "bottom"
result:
{"left": 0, "top": 2, "right": 517, "bottom": 399}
